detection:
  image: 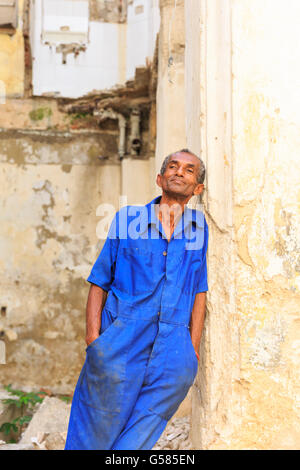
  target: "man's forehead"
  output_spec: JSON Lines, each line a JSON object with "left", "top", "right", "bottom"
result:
{"left": 169, "top": 152, "right": 200, "bottom": 166}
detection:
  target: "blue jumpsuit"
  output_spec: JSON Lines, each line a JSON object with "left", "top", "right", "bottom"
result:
{"left": 65, "top": 195, "right": 208, "bottom": 450}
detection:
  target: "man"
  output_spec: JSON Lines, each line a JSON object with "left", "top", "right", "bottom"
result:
{"left": 65, "top": 149, "right": 208, "bottom": 450}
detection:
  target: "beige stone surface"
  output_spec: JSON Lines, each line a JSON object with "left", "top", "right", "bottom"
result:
{"left": 0, "top": 152, "right": 121, "bottom": 391}
{"left": 183, "top": 0, "right": 300, "bottom": 451}
{"left": 20, "top": 397, "right": 71, "bottom": 445}
{"left": 121, "top": 157, "right": 153, "bottom": 205}
{"left": 155, "top": 0, "right": 187, "bottom": 174}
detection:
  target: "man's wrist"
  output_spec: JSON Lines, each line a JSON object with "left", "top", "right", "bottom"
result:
{"left": 86, "top": 331, "right": 99, "bottom": 345}
{"left": 191, "top": 337, "right": 200, "bottom": 360}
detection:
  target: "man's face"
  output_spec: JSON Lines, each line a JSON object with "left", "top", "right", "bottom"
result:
{"left": 156, "top": 152, "right": 204, "bottom": 199}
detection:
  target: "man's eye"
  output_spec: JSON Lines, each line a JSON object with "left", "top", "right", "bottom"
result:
{"left": 187, "top": 169, "right": 193, "bottom": 173}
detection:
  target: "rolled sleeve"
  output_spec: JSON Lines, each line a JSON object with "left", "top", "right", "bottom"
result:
{"left": 87, "top": 214, "right": 119, "bottom": 292}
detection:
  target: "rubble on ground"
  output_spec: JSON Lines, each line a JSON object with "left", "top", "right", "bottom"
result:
{"left": 20, "top": 396, "right": 71, "bottom": 447}
{"left": 153, "top": 416, "right": 193, "bottom": 450}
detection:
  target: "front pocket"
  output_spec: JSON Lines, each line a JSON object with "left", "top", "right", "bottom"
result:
{"left": 85, "top": 315, "right": 117, "bottom": 353}
{"left": 79, "top": 317, "right": 128, "bottom": 413}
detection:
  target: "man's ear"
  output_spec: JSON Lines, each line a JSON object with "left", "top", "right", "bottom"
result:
{"left": 156, "top": 174, "right": 162, "bottom": 188}
{"left": 193, "top": 183, "right": 204, "bottom": 196}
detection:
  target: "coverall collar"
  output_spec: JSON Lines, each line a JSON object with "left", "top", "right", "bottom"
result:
{"left": 145, "top": 195, "right": 204, "bottom": 240}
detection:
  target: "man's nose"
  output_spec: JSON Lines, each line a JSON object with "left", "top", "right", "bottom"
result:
{"left": 176, "top": 166, "right": 184, "bottom": 176}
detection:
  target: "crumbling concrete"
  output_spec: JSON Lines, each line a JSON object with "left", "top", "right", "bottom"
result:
{"left": 20, "top": 397, "right": 71, "bottom": 445}
{"left": 153, "top": 416, "right": 193, "bottom": 451}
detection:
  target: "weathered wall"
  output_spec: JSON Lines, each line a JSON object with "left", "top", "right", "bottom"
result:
{"left": 185, "top": 0, "right": 239, "bottom": 449}
{"left": 0, "top": 101, "right": 121, "bottom": 392}
{"left": 0, "top": 90, "right": 155, "bottom": 392}
{"left": 230, "top": 0, "right": 300, "bottom": 449}
{"left": 0, "top": 0, "right": 155, "bottom": 392}
{"left": 155, "top": 0, "right": 186, "bottom": 177}
{"left": 185, "top": 0, "right": 300, "bottom": 450}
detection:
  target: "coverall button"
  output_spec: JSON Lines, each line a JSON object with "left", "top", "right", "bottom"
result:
{"left": 157, "top": 311, "right": 160, "bottom": 316}
{"left": 163, "top": 251, "right": 167, "bottom": 256}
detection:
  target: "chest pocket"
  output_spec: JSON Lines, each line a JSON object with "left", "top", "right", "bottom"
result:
{"left": 114, "top": 245, "right": 156, "bottom": 295}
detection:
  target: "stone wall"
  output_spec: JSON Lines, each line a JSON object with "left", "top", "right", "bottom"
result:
{"left": 184, "top": 0, "right": 300, "bottom": 450}
{"left": 230, "top": 0, "right": 300, "bottom": 449}
{"left": 155, "top": 0, "right": 186, "bottom": 177}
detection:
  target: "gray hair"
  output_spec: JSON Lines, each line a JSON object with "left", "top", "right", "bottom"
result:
{"left": 160, "top": 149, "right": 206, "bottom": 184}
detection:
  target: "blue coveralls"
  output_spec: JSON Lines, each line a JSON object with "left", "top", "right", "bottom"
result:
{"left": 65, "top": 195, "right": 208, "bottom": 450}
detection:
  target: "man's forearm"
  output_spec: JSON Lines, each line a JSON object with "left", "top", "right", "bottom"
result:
{"left": 189, "top": 292, "right": 206, "bottom": 356}
{"left": 86, "top": 284, "right": 108, "bottom": 346}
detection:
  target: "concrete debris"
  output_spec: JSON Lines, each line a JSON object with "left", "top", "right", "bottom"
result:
{"left": 43, "top": 431, "right": 67, "bottom": 450}
{"left": 153, "top": 416, "right": 193, "bottom": 450}
{"left": 60, "top": 67, "right": 152, "bottom": 117}
{"left": 20, "top": 397, "right": 71, "bottom": 445}
{"left": 30, "top": 431, "right": 67, "bottom": 450}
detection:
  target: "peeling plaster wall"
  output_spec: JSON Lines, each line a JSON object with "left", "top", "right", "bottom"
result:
{"left": 0, "top": 99, "right": 153, "bottom": 392}
{"left": 155, "top": 0, "right": 186, "bottom": 178}
{"left": 0, "top": 131, "right": 121, "bottom": 393}
{"left": 230, "top": 0, "right": 300, "bottom": 450}
{"left": 185, "top": 0, "right": 300, "bottom": 450}
{"left": 185, "top": 0, "right": 239, "bottom": 450}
